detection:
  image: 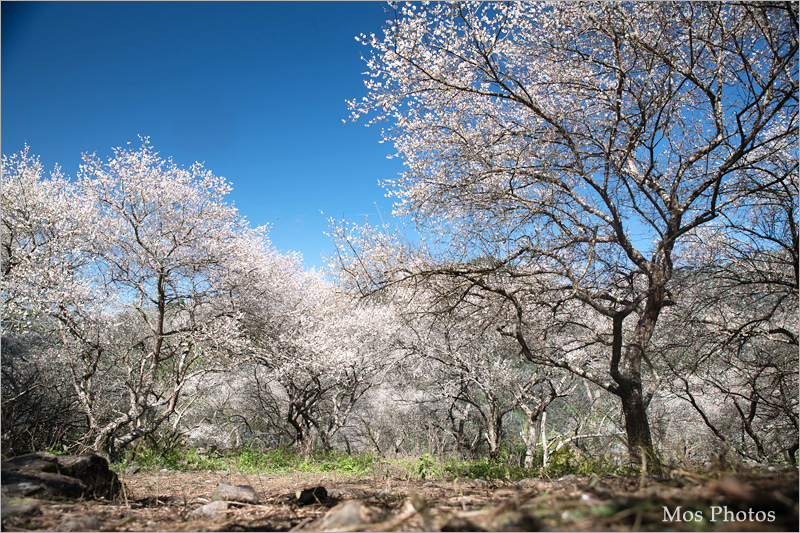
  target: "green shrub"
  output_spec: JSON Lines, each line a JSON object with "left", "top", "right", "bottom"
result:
{"left": 542, "top": 445, "right": 580, "bottom": 477}
{"left": 120, "top": 444, "right": 184, "bottom": 470}
{"left": 116, "top": 442, "right": 642, "bottom": 480}
{"left": 444, "top": 457, "right": 531, "bottom": 481}
{"left": 307, "top": 450, "right": 375, "bottom": 475}
{"left": 416, "top": 453, "right": 437, "bottom": 479}
{"left": 532, "top": 445, "right": 639, "bottom": 478}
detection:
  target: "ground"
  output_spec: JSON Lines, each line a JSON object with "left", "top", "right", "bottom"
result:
{"left": 2, "top": 467, "right": 797, "bottom": 531}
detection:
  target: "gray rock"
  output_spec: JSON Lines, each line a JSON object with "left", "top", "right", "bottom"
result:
{"left": 53, "top": 454, "right": 120, "bottom": 498}
{"left": 303, "top": 501, "right": 389, "bottom": 531}
{"left": 310, "top": 501, "right": 368, "bottom": 530}
{"left": 1, "top": 497, "right": 41, "bottom": 519}
{"left": 4, "top": 456, "right": 59, "bottom": 475}
{"left": 58, "top": 516, "right": 100, "bottom": 531}
{"left": 211, "top": 482, "right": 259, "bottom": 504}
{"left": 2, "top": 452, "right": 57, "bottom": 468}
{"left": 0, "top": 452, "right": 120, "bottom": 500}
{"left": 192, "top": 500, "right": 228, "bottom": 519}
{"left": 1, "top": 470, "right": 87, "bottom": 499}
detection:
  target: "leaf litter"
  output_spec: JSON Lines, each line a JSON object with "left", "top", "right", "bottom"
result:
{"left": 1, "top": 467, "right": 796, "bottom": 531}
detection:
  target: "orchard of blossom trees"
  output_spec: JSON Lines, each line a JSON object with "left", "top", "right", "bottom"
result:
{"left": 2, "top": 1, "right": 797, "bottom": 470}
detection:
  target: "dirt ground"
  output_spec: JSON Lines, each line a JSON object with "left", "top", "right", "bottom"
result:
{"left": 2, "top": 467, "right": 797, "bottom": 531}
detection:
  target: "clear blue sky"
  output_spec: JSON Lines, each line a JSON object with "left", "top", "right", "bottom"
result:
{"left": 2, "top": 1, "right": 403, "bottom": 271}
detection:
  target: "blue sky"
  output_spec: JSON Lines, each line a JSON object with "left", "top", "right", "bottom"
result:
{"left": 2, "top": 1, "right": 403, "bottom": 270}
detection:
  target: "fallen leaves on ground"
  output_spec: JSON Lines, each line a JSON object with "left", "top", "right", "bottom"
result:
{"left": 1, "top": 467, "right": 796, "bottom": 531}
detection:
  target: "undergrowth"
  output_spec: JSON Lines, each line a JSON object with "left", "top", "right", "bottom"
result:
{"left": 118, "top": 445, "right": 378, "bottom": 476}
{"left": 117, "top": 443, "right": 641, "bottom": 480}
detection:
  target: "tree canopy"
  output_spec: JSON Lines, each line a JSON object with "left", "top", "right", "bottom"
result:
{"left": 335, "top": 1, "right": 798, "bottom": 464}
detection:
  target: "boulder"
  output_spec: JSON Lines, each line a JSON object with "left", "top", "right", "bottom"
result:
{"left": 2, "top": 456, "right": 58, "bottom": 475}
{"left": 211, "top": 482, "right": 259, "bottom": 504}
{"left": 303, "top": 501, "right": 384, "bottom": 531}
{"left": 52, "top": 454, "right": 120, "bottom": 498}
{"left": 1, "top": 470, "right": 87, "bottom": 499}
{"left": 314, "top": 501, "right": 367, "bottom": 529}
{"left": 1, "top": 452, "right": 120, "bottom": 500}
{"left": 192, "top": 500, "right": 229, "bottom": 519}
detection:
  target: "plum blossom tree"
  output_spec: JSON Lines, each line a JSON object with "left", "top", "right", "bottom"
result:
{"left": 393, "top": 273, "right": 571, "bottom": 460}
{"left": 336, "top": 1, "right": 798, "bottom": 466}
{"left": 2, "top": 147, "right": 100, "bottom": 337}
{"left": 241, "top": 268, "right": 405, "bottom": 454}
{"left": 2, "top": 140, "right": 292, "bottom": 458}
{"left": 2, "top": 147, "right": 104, "bottom": 453}
{"left": 658, "top": 168, "right": 798, "bottom": 464}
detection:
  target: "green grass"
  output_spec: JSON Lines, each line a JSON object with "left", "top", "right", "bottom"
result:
{"left": 117, "top": 442, "right": 640, "bottom": 480}
{"left": 443, "top": 457, "right": 531, "bottom": 480}
{"left": 117, "top": 445, "right": 378, "bottom": 476}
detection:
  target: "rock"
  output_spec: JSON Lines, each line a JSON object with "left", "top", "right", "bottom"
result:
{"left": 53, "top": 454, "right": 120, "bottom": 498}
{"left": 1, "top": 452, "right": 120, "bottom": 500}
{"left": 316, "top": 501, "right": 365, "bottom": 529}
{"left": 1, "top": 470, "right": 87, "bottom": 499}
{"left": 296, "top": 486, "right": 327, "bottom": 506}
{"left": 58, "top": 516, "right": 100, "bottom": 531}
{"left": 1, "top": 497, "right": 41, "bottom": 519}
{"left": 211, "top": 482, "right": 259, "bottom": 504}
{"left": 2, "top": 455, "right": 59, "bottom": 475}
{"left": 304, "top": 501, "right": 385, "bottom": 531}
{"left": 192, "top": 500, "right": 228, "bottom": 519}
{"left": 124, "top": 465, "right": 142, "bottom": 476}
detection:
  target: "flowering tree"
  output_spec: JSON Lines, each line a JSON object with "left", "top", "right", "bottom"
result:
{"left": 241, "top": 268, "right": 404, "bottom": 453}
{"left": 2, "top": 148, "right": 104, "bottom": 452}
{"left": 2, "top": 147, "right": 100, "bottom": 336}
{"left": 336, "top": 1, "right": 798, "bottom": 465}
{"left": 2, "top": 141, "right": 289, "bottom": 458}
{"left": 659, "top": 168, "right": 798, "bottom": 463}
{"left": 391, "top": 272, "right": 571, "bottom": 460}
{"left": 660, "top": 269, "right": 798, "bottom": 464}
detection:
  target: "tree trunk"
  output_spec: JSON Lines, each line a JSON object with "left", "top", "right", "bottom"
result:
{"left": 540, "top": 410, "right": 548, "bottom": 469}
{"left": 618, "top": 384, "right": 655, "bottom": 466}
{"left": 486, "top": 401, "right": 501, "bottom": 460}
{"left": 611, "top": 279, "right": 666, "bottom": 470}
{"left": 521, "top": 416, "right": 539, "bottom": 469}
